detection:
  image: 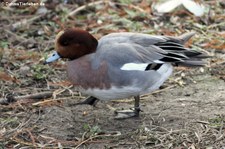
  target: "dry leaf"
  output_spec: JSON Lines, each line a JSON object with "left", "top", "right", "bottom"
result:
{"left": 182, "top": 0, "right": 205, "bottom": 16}
{"left": 154, "top": 0, "right": 205, "bottom": 16}
{"left": 48, "top": 81, "right": 72, "bottom": 87}
{"left": 154, "top": 0, "right": 182, "bottom": 13}
{"left": 0, "top": 71, "right": 15, "bottom": 82}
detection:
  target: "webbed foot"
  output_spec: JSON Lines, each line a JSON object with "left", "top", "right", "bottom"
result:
{"left": 74, "top": 96, "right": 99, "bottom": 106}
{"left": 114, "top": 107, "right": 141, "bottom": 119}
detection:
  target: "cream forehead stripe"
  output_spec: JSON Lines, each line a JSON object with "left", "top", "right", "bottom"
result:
{"left": 55, "top": 30, "right": 65, "bottom": 44}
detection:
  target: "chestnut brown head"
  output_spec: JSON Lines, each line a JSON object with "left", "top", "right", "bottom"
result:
{"left": 45, "top": 28, "right": 98, "bottom": 64}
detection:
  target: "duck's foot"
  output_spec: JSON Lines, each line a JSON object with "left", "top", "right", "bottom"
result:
{"left": 114, "top": 107, "right": 141, "bottom": 119}
{"left": 114, "top": 96, "right": 141, "bottom": 119}
{"left": 74, "top": 96, "right": 99, "bottom": 106}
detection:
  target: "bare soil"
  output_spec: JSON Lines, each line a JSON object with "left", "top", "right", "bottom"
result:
{"left": 34, "top": 66, "right": 225, "bottom": 148}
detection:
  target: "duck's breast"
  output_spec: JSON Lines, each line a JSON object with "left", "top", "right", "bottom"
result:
{"left": 67, "top": 55, "right": 111, "bottom": 90}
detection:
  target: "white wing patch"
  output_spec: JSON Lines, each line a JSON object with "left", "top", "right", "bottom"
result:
{"left": 153, "top": 60, "right": 164, "bottom": 63}
{"left": 120, "top": 63, "right": 149, "bottom": 71}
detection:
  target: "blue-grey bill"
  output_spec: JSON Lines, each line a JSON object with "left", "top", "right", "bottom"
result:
{"left": 44, "top": 51, "right": 61, "bottom": 64}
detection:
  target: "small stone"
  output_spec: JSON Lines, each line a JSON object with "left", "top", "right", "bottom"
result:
{"left": 20, "top": 66, "right": 30, "bottom": 75}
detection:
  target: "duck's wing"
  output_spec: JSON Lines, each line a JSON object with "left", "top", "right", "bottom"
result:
{"left": 99, "top": 32, "right": 194, "bottom": 45}
{"left": 97, "top": 32, "right": 208, "bottom": 69}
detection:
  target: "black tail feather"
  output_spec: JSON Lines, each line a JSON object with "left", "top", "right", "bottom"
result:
{"left": 155, "top": 32, "right": 209, "bottom": 67}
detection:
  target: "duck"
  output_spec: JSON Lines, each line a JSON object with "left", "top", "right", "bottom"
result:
{"left": 45, "top": 28, "right": 208, "bottom": 119}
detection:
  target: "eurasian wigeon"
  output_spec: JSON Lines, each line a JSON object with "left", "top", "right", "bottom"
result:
{"left": 45, "top": 28, "right": 208, "bottom": 119}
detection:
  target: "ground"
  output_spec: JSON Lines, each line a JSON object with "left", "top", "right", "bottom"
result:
{"left": 0, "top": 0, "right": 225, "bottom": 148}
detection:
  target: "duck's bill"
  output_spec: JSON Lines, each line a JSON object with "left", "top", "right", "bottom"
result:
{"left": 44, "top": 51, "right": 61, "bottom": 64}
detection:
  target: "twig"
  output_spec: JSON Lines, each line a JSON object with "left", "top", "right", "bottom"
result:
{"left": 0, "top": 91, "right": 53, "bottom": 105}
{"left": 74, "top": 134, "right": 111, "bottom": 149}
{"left": 142, "top": 85, "right": 176, "bottom": 98}
{"left": 32, "top": 98, "right": 65, "bottom": 106}
{"left": 114, "top": 2, "right": 147, "bottom": 14}
{"left": 52, "top": 85, "right": 73, "bottom": 99}
{"left": 195, "top": 120, "right": 210, "bottom": 125}
{"left": 37, "top": 136, "right": 109, "bottom": 147}
{"left": 5, "top": 29, "right": 27, "bottom": 41}
{"left": 67, "top": 0, "right": 108, "bottom": 17}
{"left": 26, "top": 129, "right": 36, "bottom": 147}
{"left": 75, "top": 135, "right": 100, "bottom": 149}
{"left": 11, "top": 128, "right": 37, "bottom": 148}
{"left": 68, "top": 0, "right": 148, "bottom": 18}
{"left": 12, "top": 14, "right": 43, "bottom": 30}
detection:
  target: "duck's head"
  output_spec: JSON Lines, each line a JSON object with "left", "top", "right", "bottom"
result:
{"left": 45, "top": 28, "right": 98, "bottom": 64}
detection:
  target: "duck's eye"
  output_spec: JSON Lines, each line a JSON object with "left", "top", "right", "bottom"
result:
{"left": 62, "top": 40, "right": 69, "bottom": 46}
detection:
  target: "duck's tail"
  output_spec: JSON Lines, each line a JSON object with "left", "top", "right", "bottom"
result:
{"left": 157, "top": 32, "right": 210, "bottom": 67}
{"left": 178, "top": 32, "right": 210, "bottom": 67}
{"left": 178, "top": 32, "right": 196, "bottom": 44}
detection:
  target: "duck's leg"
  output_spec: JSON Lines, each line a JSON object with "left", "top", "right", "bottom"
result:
{"left": 134, "top": 95, "right": 141, "bottom": 117}
{"left": 75, "top": 96, "right": 99, "bottom": 106}
{"left": 114, "top": 96, "right": 141, "bottom": 119}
